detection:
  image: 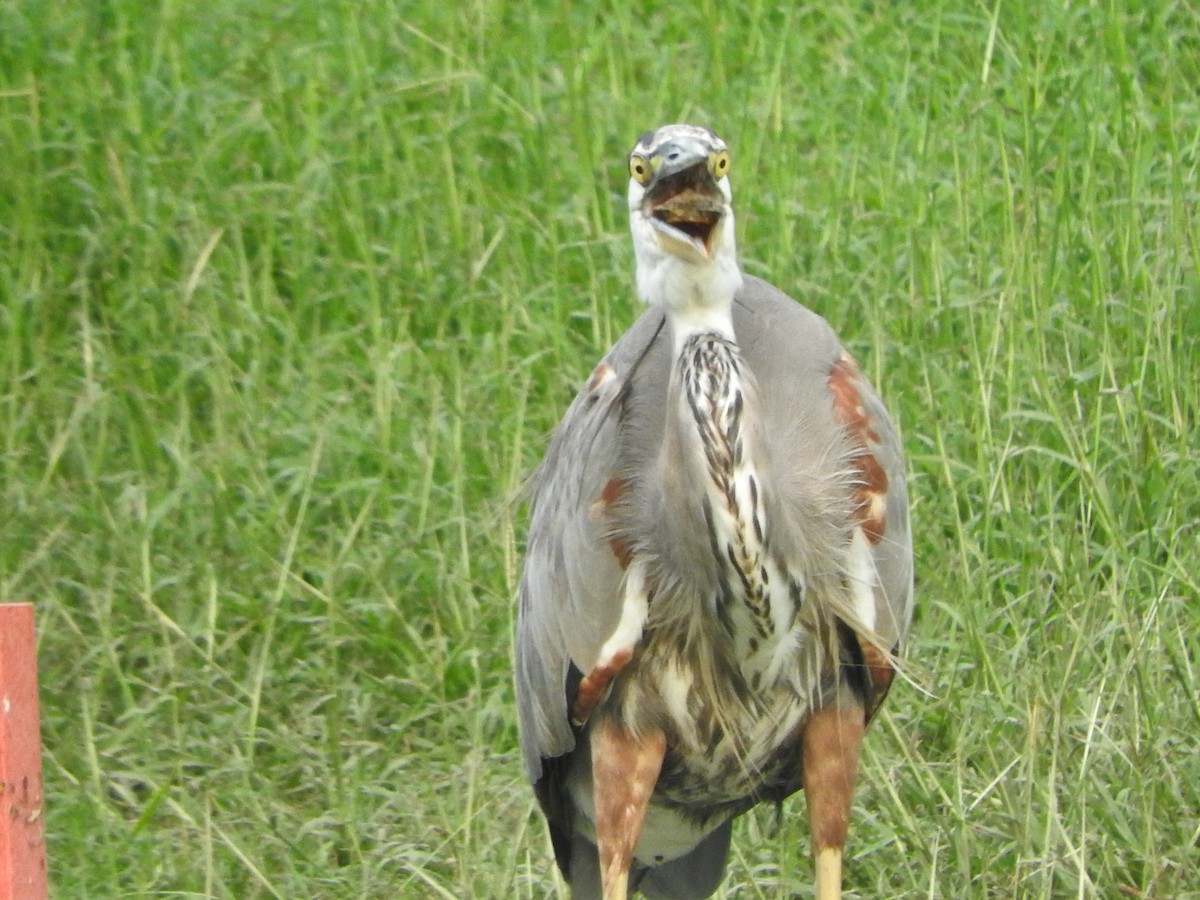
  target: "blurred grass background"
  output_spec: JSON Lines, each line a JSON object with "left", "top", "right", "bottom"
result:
{"left": 1, "top": 0, "right": 1197, "bottom": 896}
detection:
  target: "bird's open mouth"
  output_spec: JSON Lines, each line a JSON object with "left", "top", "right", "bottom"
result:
{"left": 645, "top": 165, "right": 725, "bottom": 257}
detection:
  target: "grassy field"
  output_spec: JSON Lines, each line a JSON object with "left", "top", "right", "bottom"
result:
{"left": 2, "top": 0, "right": 1197, "bottom": 896}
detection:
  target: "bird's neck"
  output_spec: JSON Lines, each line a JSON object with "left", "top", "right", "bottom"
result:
{"left": 637, "top": 253, "right": 742, "bottom": 353}
{"left": 666, "top": 304, "right": 737, "bottom": 354}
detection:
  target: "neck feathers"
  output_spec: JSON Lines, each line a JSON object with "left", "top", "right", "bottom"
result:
{"left": 633, "top": 224, "right": 742, "bottom": 348}
{"left": 637, "top": 256, "right": 742, "bottom": 344}
{"left": 673, "top": 333, "right": 804, "bottom": 684}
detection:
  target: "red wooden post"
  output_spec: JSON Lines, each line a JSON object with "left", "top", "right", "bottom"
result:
{"left": 0, "top": 604, "right": 47, "bottom": 900}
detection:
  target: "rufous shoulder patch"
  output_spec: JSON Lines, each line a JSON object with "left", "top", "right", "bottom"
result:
{"left": 586, "top": 362, "right": 618, "bottom": 395}
{"left": 590, "top": 476, "right": 634, "bottom": 569}
{"left": 828, "top": 354, "right": 889, "bottom": 544}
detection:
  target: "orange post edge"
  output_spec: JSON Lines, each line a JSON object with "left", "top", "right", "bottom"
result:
{"left": 0, "top": 603, "right": 48, "bottom": 900}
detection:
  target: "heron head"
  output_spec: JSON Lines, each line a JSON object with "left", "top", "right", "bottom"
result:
{"left": 628, "top": 124, "right": 735, "bottom": 265}
{"left": 627, "top": 125, "right": 741, "bottom": 316}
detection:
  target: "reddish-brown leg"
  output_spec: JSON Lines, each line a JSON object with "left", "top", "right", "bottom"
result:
{"left": 591, "top": 719, "right": 667, "bottom": 900}
{"left": 801, "top": 702, "right": 866, "bottom": 900}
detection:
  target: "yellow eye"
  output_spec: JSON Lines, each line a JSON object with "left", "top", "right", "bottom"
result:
{"left": 713, "top": 150, "right": 731, "bottom": 178}
{"left": 629, "top": 155, "right": 652, "bottom": 185}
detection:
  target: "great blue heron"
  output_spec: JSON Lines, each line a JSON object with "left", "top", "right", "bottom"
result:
{"left": 516, "top": 124, "right": 913, "bottom": 899}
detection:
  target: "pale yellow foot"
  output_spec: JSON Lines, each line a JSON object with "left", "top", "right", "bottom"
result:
{"left": 814, "top": 846, "right": 842, "bottom": 900}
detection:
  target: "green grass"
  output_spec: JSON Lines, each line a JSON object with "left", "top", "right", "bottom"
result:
{"left": 1, "top": 0, "right": 1197, "bottom": 896}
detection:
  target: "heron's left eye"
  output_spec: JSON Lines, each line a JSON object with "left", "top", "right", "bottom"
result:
{"left": 629, "top": 155, "right": 652, "bottom": 185}
{"left": 713, "top": 150, "right": 731, "bottom": 179}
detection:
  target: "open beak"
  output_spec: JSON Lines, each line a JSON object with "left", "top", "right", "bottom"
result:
{"left": 643, "top": 148, "right": 725, "bottom": 260}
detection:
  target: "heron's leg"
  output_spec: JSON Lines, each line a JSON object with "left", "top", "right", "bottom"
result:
{"left": 591, "top": 718, "right": 666, "bottom": 900}
{"left": 801, "top": 702, "right": 866, "bottom": 900}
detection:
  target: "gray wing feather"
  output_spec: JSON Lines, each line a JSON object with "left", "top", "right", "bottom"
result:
{"left": 856, "top": 372, "right": 914, "bottom": 647}
{"left": 515, "top": 310, "right": 669, "bottom": 781}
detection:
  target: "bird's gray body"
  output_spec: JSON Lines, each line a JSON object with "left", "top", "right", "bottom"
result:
{"left": 516, "top": 275, "right": 912, "bottom": 897}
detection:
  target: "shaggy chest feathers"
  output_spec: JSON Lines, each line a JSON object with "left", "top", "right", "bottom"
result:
{"left": 607, "top": 333, "right": 823, "bottom": 819}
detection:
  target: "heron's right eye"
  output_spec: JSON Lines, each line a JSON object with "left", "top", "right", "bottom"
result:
{"left": 629, "top": 155, "right": 651, "bottom": 185}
